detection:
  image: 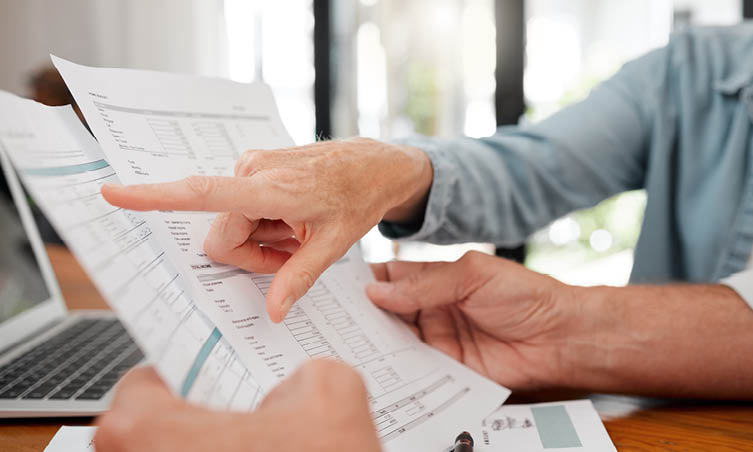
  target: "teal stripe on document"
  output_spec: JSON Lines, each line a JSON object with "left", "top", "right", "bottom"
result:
{"left": 24, "top": 159, "right": 109, "bottom": 176}
{"left": 531, "top": 405, "right": 583, "bottom": 449}
{"left": 180, "top": 328, "right": 222, "bottom": 397}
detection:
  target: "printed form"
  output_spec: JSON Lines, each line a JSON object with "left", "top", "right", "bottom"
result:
{"left": 474, "top": 400, "right": 617, "bottom": 451}
{"left": 25, "top": 56, "right": 511, "bottom": 451}
{"left": 0, "top": 92, "right": 263, "bottom": 411}
{"left": 39, "top": 401, "right": 616, "bottom": 452}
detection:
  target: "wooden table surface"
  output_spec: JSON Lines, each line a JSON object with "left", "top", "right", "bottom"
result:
{"left": 2, "top": 245, "right": 753, "bottom": 451}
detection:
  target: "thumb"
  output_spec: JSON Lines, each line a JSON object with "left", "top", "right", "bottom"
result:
{"left": 366, "top": 259, "right": 471, "bottom": 314}
{"left": 265, "top": 232, "right": 347, "bottom": 323}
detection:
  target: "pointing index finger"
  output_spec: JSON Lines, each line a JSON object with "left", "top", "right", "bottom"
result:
{"left": 101, "top": 175, "right": 285, "bottom": 214}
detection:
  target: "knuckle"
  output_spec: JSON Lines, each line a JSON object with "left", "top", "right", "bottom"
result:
{"left": 184, "top": 175, "right": 215, "bottom": 199}
{"left": 234, "top": 156, "right": 246, "bottom": 175}
{"left": 459, "top": 250, "right": 485, "bottom": 271}
{"left": 398, "top": 272, "right": 424, "bottom": 311}
{"left": 236, "top": 149, "right": 270, "bottom": 175}
{"left": 203, "top": 237, "right": 225, "bottom": 262}
{"left": 203, "top": 222, "right": 231, "bottom": 262}
{"left": 456, "top": 251, "right": 495, "bottom": 297}
{"left": 404, "top": 270, "right": 422, "bottom": 291}
{"left": 239, "top": 149, "right": 256, "bottom": 162}
{"left": 296, "top": 268, "right": 318, "bottom": 293}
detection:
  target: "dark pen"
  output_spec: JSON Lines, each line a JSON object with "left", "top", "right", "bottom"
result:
{"left": 453, "top": 431, "right": 474, "bottom": 452}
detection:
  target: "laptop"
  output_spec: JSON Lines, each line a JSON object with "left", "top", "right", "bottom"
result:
{"left": 0, "top": 151, "right": 142, "bottom": 418}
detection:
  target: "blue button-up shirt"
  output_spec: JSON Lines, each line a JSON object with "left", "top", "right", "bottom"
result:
{"left": 380, "top": 25, "right": 753, "bottom": 296}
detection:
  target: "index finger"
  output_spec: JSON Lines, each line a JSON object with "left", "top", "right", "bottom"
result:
{"left": 101, "top": 175, "right": 288, "bottom": 215}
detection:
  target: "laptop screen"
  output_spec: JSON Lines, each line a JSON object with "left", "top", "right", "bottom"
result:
{"left": 0, "top": 170, "right": 51, "bottom": 325}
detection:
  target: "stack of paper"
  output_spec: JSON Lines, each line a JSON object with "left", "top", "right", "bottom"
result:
{"left": 1, "top": 57, "right": 511, "bottom": 452}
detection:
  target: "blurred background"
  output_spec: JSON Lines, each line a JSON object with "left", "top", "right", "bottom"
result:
{"left": 0, "top": 0, "right": 745, "bottom": 286}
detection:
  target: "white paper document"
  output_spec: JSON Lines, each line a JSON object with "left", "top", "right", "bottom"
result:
{"left": 2, "top": 56, "right": 512, "bottom": 451}
{"left": 0, "top": 92, "right": 263, "bottom": 410}
{"left": 43, "top": 426, "right": 97, "bottom": 452}
{"left": 475, "top": 400, "right": 616, "bottom": 451}
{"left": 40, "top": 401, "right": 615, "bottom": 452}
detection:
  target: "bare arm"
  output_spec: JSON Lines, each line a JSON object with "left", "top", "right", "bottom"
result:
{"left": 562, "top": 284, "right": 753, "bottom": 399}
{"left": 368, "top": 252, "right": 753, "bottom": 399}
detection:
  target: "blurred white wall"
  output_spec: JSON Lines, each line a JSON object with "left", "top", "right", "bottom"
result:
{"left": 0, "top": 0, "right": 228, "bottom": 97}
{"left": 0, "top": 0, "right": 317, "bottom": 144}
{"left": 524, "top": 0, "right": 742, "bottom": 120}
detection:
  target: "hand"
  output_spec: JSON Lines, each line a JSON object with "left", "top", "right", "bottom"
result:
{"left": 367, "top": 251, "right": 575, "bottom": 390}
{"left": 95, "top": 361, "right": 381, "bottom": 452}
{"left": 370, "top": 252, "right": 753, "bottom": 399}
{"left": 101, "top": 138, "right": 432, "bottom": 322}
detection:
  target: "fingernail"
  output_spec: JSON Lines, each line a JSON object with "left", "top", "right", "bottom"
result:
{"left": 367, "top": 282, "right": 393, "bottom": 297}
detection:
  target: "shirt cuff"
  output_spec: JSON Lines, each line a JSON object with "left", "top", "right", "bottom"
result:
{"left": 378, "top": 136, "right": 456, "bottom": 241}
{"left": 720, "top": 269, "right": 753, "bottom": 311}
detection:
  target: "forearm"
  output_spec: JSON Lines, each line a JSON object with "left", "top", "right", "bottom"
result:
{"left": 560, "top": 284, "right": 753, "bottom": 399}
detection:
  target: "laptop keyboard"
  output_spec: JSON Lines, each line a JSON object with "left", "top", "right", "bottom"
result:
{"left": 0, "top": 318, "right": 143, "bottom": 401}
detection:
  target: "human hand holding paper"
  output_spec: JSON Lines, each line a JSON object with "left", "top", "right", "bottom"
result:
{"left": 33, "top": 57, "right": 512, "bottom": 451}
{"left": 367, "top": 251, "right": 572, "bottom": 391}
{"left": 94, "top": 362, "right": 381, "bottom": 452}
{"left": 102, "top": 138, "right": 432, "bottom": 322}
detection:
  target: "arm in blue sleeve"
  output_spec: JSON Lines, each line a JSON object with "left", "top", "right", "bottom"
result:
{"left": 380, "top": 44, "right": 670, "bottom": 246}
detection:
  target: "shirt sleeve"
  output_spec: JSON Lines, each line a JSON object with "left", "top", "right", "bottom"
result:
{"left": 379, "top": 43, "right": 672, "bottom": 246}
{"left": 721, "top": 269, "right": 753, "bottom": 310}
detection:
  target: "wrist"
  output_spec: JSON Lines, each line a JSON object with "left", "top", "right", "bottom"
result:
{"left": 382, "top": 143, "right": 433, "bottom": 223}
{"left": 549, "top": 284, "right": 621, "bottom": 390}
{"left": 533, "top": 282, "right": 753, "bottom": 398}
